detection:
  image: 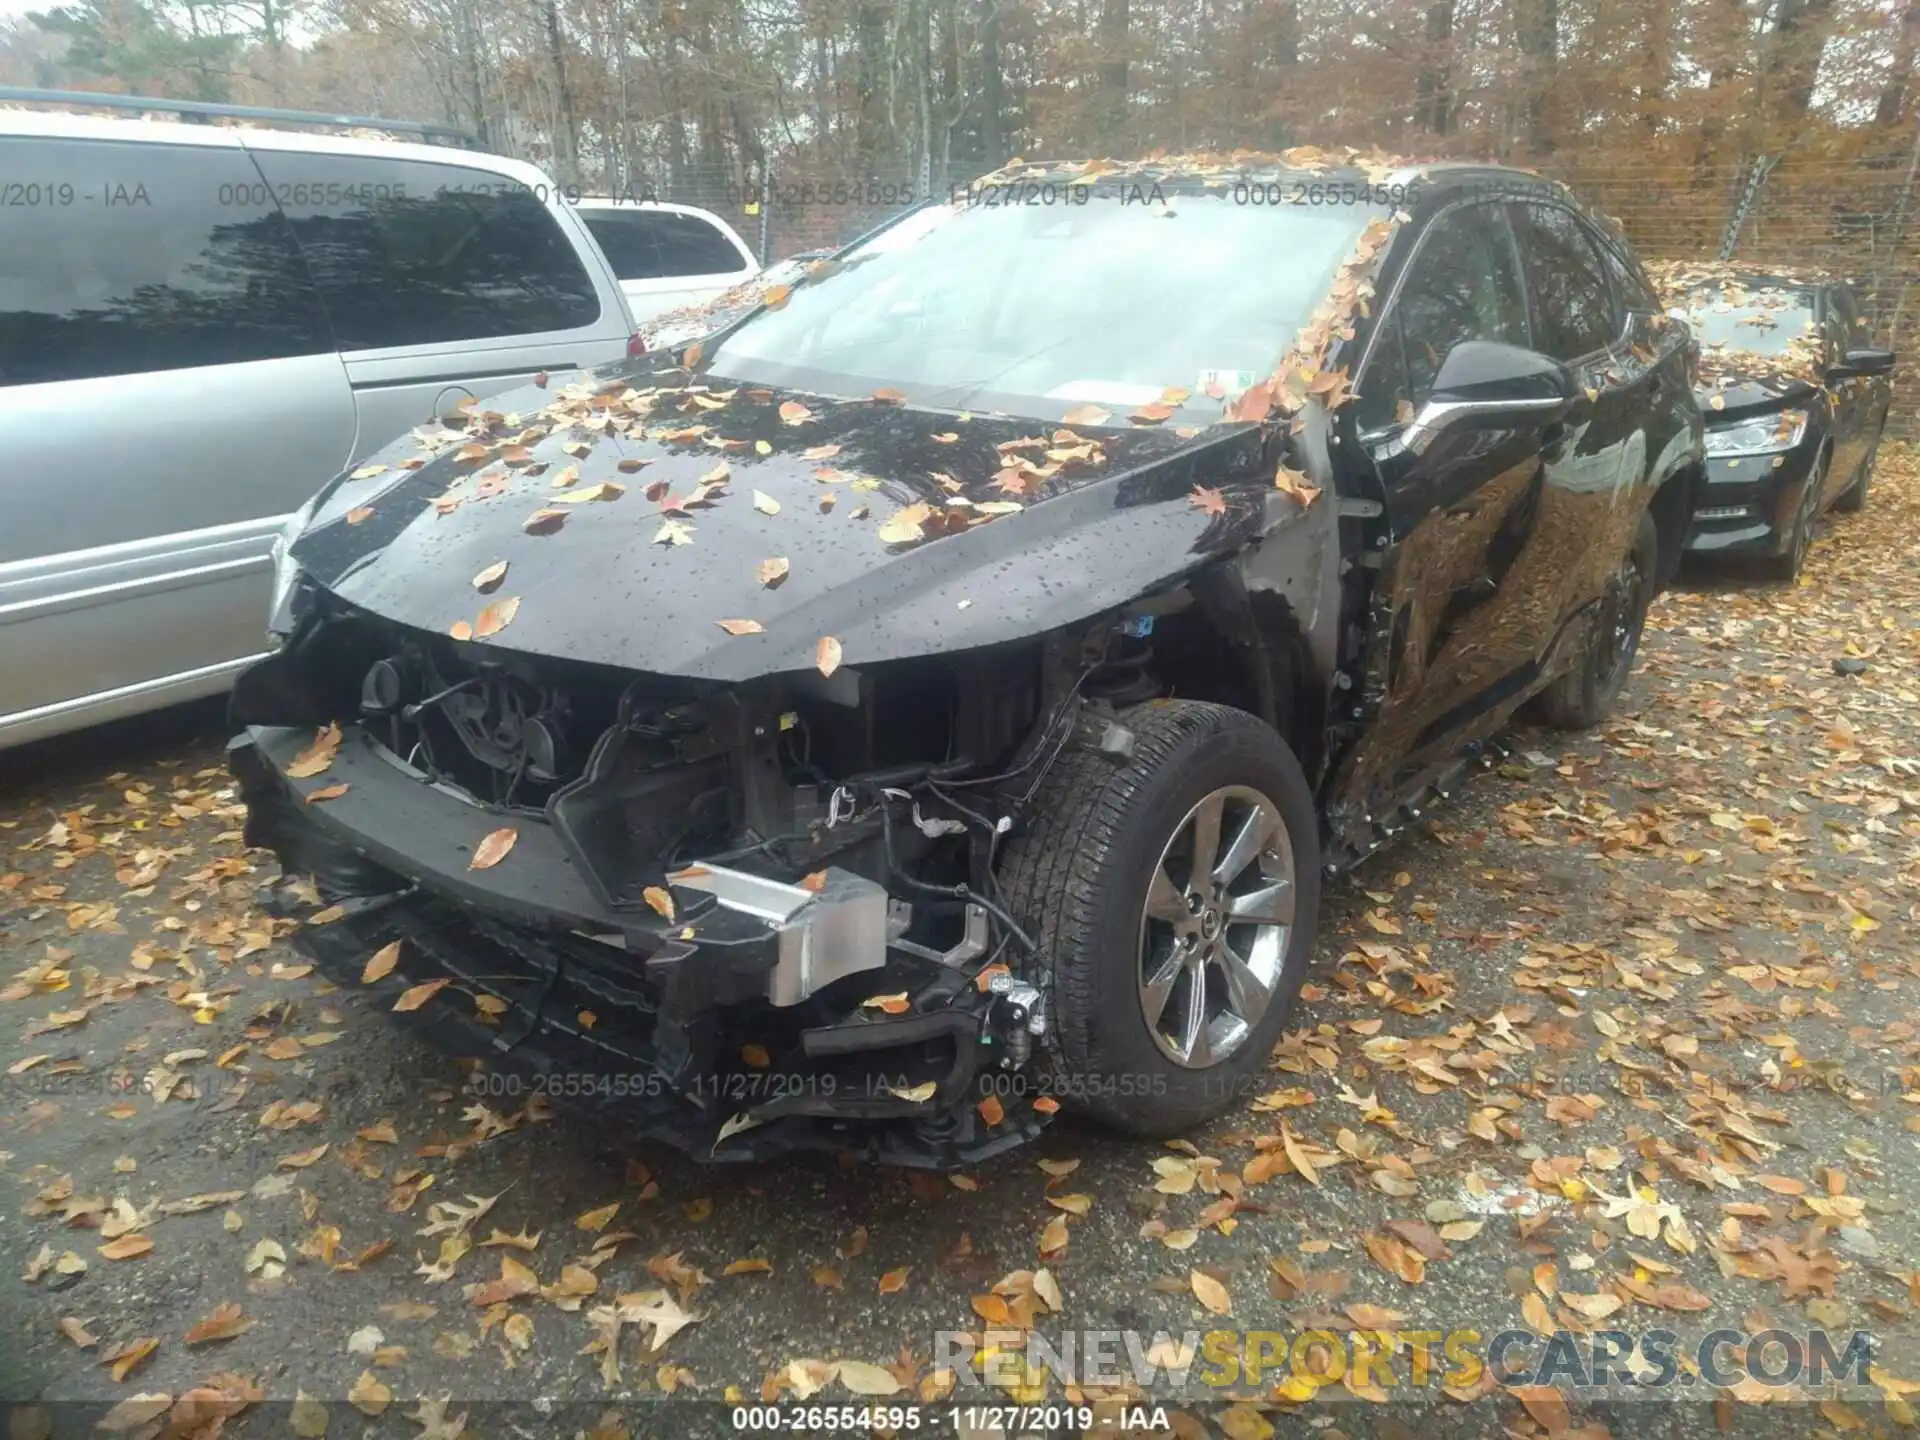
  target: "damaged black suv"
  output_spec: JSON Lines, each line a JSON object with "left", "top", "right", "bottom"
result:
{"left": 231, "top": 154, "right": 1703, "bottom": 1166}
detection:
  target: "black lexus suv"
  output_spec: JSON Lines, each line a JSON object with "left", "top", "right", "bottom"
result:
{"left": 231, "top": 155, "right": 1704, "bottom": 1166}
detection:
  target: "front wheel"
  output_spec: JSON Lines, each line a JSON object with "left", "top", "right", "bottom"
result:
{"left": 1761, "top": 449, "right": 1828, "bottom": 581}
{"left": 1540, "top": 509, "right": 1657, "bottom": 730}
{"left": 997, "top": 700, "right": 1321, "bottom": 1137}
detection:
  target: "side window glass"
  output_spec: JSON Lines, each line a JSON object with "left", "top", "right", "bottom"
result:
{"left": 0, "top": 137, "right": 331, "bottom": 388}
{"left": 1596, "top": 241, "right": 1659, "bottom": 313}
{"left": 1508, "top": 203, "right": 1618, "bottom": 360}
{"left": 258, "top": 154, "right": 602, "bottom": 350}
{"left": 1393, "top": 203, "right": 1531, "bottom": 403}
{"left": 582, "top": 210, "right": 749, "bottom": 281}
{"left": 1355, "top": 309, "right": 1411, "bottom": 431}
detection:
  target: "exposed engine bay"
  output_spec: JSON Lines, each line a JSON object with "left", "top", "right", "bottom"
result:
{"left": 232, "top": 582, "right": 1224, "bottom": 1165}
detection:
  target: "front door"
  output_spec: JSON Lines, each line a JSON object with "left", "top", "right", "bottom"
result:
{"left": 1327, "top": 199, "right": 1560, "bottom": 825}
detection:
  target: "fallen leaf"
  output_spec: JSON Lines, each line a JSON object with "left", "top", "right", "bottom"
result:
{"left": 878, "top": 1267, "right": 910, "bottom": 1294}
{"left": 471, "top": 561, "right": 508, "bottom": 593}
{"left": 473, "top": 596, "right": 520, "bottom": 639}
{"left": 183, "top": 1303, "right": 252, "bottom": 1345}
{"left": 286, "top": 724, "right": 342, "bottom": 779}
{"left": 838, "top": 1359, "right": 903, "bottom": 1395}
{"left": 1189, "top": 485, "right": 1227, "bottom": 517}
{"left": 94, "top": 1396, "right": 173, "bottom": 1433}
{"left": 348, "top": 1370, "right": 392, "bottom": 1417}
{"left": 362, "top": 941, "right": 401, "bottom": 984}
{"left": 643, "top": 887, "right": 675, "bottom": 922}
{"left": 757, "top": 557, "right": 789, "bottom": 587}
{"left": 1190, "top": 1270, "right": 1232, "bottom": 1315}
{"left": 392, "top": 979, "right": 450, "bottom": 1013}
{"left": 576, "top": 1203, "right": 620, "bottom": 1233}
{"left": 98, "top": 1235, "right": 152, "bottom": 1261}
{"left": 101, "top": 1336, "right": 158, "bottom": 1382}
{"left": 816, "top": 637, "right": 843, "bottom": 678}
{"left": 470, "top": 828, "right": 518, "bottom": 870}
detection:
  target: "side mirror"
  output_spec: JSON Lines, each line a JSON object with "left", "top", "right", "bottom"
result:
{"left": 1827, "top": 347, "right": 1895, "bottom": 380}
{"left": 1403, "top": 341, "right": 1574, "bottom": 455}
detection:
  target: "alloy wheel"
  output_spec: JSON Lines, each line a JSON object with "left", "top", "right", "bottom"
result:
{"left": 1592, "top": 545, "right": 1649, "bottom": 694}
{"left": 1137, "top": 785, "right": 1296, "bottom": 1069}
{"left": 1786, "top": 456, "right": 1826, "bottom": 574}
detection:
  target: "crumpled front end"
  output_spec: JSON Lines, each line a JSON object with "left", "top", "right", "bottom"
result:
{"left": 228, "top": 593, "right": 1077, "bottom": 1166}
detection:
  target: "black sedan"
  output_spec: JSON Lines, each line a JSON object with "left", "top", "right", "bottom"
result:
{"left": 1652, "top": 263, "right": 1895, "bottom": 579}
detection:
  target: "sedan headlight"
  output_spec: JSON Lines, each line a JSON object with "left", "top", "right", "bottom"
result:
{"left": 1704, "top": 408, "right": 1808, "bottom": 457}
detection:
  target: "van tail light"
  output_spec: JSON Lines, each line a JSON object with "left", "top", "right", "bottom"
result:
{"left": 626, "top": 331, "right": 647, "bottom": 358}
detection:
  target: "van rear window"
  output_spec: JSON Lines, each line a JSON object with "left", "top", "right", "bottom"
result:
{"left": 255, "top": 153, "right": 602, "bottom": 350}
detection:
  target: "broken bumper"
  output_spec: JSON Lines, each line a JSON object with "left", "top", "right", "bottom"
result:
{"left": 229, "top": 725, "right": 1046, "bottom": 1166}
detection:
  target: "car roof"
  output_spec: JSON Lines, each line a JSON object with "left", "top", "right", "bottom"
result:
{"left": 968, "top": 150, "right": 1568, "bottom": 195}
{"left": 0, "top": 105, "right": 550, "bottom": 184}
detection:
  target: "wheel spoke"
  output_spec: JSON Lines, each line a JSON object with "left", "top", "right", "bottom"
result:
{"left": 1228, "top": 879, "right": 1294, "bottom": 926}
{"left": 1177, "top": 964, "right": 1212, "bottom": 1067}
{"left": 1217, "top": 942, "right": 1272, "bottom": 1027}
{"left": 1144, "top": 864, "right": 1187, "bottom": 925}
{"left": 1188, "top": 791, "right": 1224, "bottom": 892}
{"left": 1140, "top": 951, "right": 1183, "bottom": 1029}
{"left": 1212, "top": 801, "right": 1278, "bottom": 888}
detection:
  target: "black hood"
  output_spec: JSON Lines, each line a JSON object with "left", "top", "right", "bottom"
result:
{"left": 290, "top": 361, "right": 1296, "bottom": 681}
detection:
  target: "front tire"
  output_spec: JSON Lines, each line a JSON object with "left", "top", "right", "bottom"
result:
{"left": 1760, "top": 447, "right": 1829, "bottom": 581}
{"left": 998, "top": 700, "right": 1321, "bottom": 1137}
{"left": 1540, "top": 509, "right": 1657, "bottom": 730}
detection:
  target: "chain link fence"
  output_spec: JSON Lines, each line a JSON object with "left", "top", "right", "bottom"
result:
{"left": 1539, "top": 149, "right": 1920, "bottom": 435}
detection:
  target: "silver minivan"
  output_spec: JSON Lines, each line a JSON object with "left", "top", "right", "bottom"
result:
{"left": 0, "top": 102, "right": 639, "bottom": 750}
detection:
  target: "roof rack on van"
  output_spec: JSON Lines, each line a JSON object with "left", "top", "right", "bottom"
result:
{"left": 0, "top": 85, "right": 479, "bottom": 147}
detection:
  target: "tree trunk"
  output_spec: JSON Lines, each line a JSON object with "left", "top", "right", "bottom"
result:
{"left": 1514, "top": 0, "right": 1556, "bottom": 154}
{"left": 541, "top": 0, "right": 578, "bottom": 183}
{"left": 1878, "top": 0, "right": 1920, "bottom": 126}
{"left": 1767, "top": 0, "right": 1836, "bottom": 126}
{"left": 980, "top": 0, "right": 1005, "bottom": 162}
{"left": 854, "top": 1, "right": 891, "bottom": 170}
{"left": 1417, "top": 0, "right": 1454, "bottom": 135}
{"left": 1097, "top": 0, "right": 1128, "bottom": 151}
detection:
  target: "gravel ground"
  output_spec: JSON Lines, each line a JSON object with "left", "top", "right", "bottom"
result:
{"left": 3, "top": 454, "right": 1919, "bottom": 1440}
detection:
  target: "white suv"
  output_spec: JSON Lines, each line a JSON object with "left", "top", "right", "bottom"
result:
{"left": 572, "top": 198, "right": 761, "bottom": 325}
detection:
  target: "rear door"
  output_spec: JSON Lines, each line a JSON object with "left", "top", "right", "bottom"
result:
{"left": 0, "top": 129, "right": 356, "bottom": 746}
{"left": 577, "top": 204, "right": 759, "bottom": 324}
{"left": 1820, "top": 283, "right": 1870, "bottom": 497}
{"left": 1503, "top": 201, "right": 1646, "bottom": 636}
{"left": 247, "top": 147, "right": 633, "bottom": 460}
{"left": 1336, "top": 198, "right": 1553, "bottom": 813}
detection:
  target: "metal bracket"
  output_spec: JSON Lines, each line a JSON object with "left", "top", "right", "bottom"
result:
{"left": 887, "top": 903, "right": 989, "bottom": 968}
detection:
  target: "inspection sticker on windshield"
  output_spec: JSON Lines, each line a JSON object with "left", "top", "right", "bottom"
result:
{"left": 1196, "top": 369, "right": 1260, "bottom": 398}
